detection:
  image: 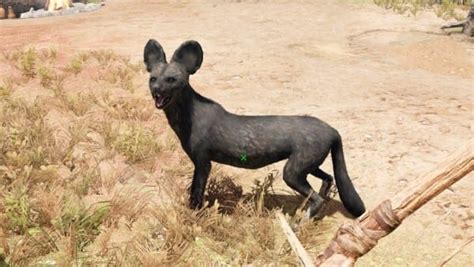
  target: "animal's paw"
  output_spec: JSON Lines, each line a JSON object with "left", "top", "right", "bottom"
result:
{"left": 306, "top": 196, "right": 327, "bottom": 220}
{"left": 318, "top": 179, "right": 334, "bottom": 200}
{"left": 189, "top": 196, "right": 204, "bottom": 210}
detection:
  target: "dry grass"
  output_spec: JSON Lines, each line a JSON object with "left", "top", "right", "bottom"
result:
{"left": 373, "top": 0, "right": 471, "bottom": 20}
{"left": 0, "top": 47, "right": 336, "bottom": 265}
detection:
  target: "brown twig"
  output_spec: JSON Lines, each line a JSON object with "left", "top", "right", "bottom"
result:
{"left": 438, "top": 236, "right": 474, "bottom": 267}
{"left": 276, "top": 211, "right": 315, "bottom": 267}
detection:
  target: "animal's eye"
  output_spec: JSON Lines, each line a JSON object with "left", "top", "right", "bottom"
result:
{"left": 149, "top": 77, "right": 157, "bottom": 83}
{"left": 165, "top": 77, "right": 176, "bottom": 83}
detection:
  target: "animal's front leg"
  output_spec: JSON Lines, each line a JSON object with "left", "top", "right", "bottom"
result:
{"left": 189, "top": 160, "right": 211, "bottom": 210}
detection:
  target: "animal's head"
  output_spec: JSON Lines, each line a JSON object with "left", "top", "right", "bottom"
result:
{"left": 143, "top": 39, "right": 203, "bottom": 110}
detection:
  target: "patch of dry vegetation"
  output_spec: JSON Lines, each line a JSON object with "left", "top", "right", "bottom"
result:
{"left": 0, "top": 47, "right": 335, "bottom": 265}
{"left": 373, "top": 0, "right": 472, "bottom": 20}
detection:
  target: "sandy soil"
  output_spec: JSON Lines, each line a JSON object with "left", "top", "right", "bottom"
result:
{"left": 1, "top": 0, "right": 473, "bottom": 266}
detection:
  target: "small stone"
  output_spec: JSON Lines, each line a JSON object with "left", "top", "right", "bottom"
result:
{"left": 87, "top": 131, "right": 105, "bottom": 146}
{"left": 57, "top": 165, "right": 72, "bottom": 180}
{"left": 420, "top": 118, "right": 432, "bottom": 125}
{"left": 439, "top": 126, "right": 451, "bottom": 133}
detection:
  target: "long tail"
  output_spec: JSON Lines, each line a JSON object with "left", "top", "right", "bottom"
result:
{"left": 331, "top": 133, "right": 366, "bottom": 217}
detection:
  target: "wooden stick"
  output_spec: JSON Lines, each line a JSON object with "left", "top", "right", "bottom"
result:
{"left": 392, "top": 139, "right": 473, "bottom": 220}
{"left": 276, "top": 212, "right": 315, "bottom": 267}
{"left": 315, "top": 140, "right": 474, "bottom": 266}
{"left": 438, "top": 236, "right": 473, "bottom": 267}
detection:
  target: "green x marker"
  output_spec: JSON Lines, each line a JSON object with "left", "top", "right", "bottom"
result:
{"left": 240, "top": 153, "right": 248, "bottom": 163}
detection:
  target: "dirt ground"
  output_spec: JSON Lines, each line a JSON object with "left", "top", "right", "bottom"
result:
{"left": 1, "top": 0, "right": 473, "bottom": 266}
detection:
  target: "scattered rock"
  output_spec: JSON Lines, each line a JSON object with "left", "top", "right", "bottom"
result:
{"left": 420, "top": 118, "right": 432, "bottom": 125}
{"left": 98, "top": 155, "right": 129, "bottom": 185}
{"left": 20, "top": 3, "right": 103, "bottom": 19}
{"left": 87, "top": 131, "right": 105, "bottom": 146}
{"left": 439, "top": 126, "right": 451, "bottom": 134}
{"left": 364, "top": 134, "right": 373, "bottom": 142}
{"left": 72, "top": 141, "right": 108, "bottom": 166}
{"left": 57, "top": 164, "right": 72, "bottom": 180}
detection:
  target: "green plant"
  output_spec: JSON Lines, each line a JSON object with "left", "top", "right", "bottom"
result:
{"left": 4, "top": 186, "right": 33, "bottom": 234}
{"left": 53, "top": 195, "right": 110, "bottom": 252}
{"left": 0, "top": 82, "right": 12, "bottom": 98}
{"left": 67, "top": 57, "right": 83, "bottom": 76}
{"left": 50, "top": 73, "right": 66, "bottom": 97}
{"left": 112, "top": 122, "right": 161, "bottom": 163}
{"left": 17, "top": 47, "right": 38, "bottom": 79}
{"left": 1, "top": 99, "right": 54, "bottom": 169}
{"left": 37, "top": 66, "right": 54, "bottom": 88}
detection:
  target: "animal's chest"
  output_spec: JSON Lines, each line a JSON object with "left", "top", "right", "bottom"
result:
{"left": 169, "top": 115, "right": 211, "bottom": 156}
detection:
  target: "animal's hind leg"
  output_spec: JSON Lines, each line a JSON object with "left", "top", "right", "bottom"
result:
{"left": 311, "top": 168, "right": 334, "bottom": 200}
{"left": 283, "top": 156, "right": 325, "bottom": 218}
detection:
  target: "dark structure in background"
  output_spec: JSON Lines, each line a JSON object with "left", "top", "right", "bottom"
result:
{"left": 441, "top": 5, "right": 474, "bottom": 36}
{"left": 1, "top": 0, "right": 46, "bottom": 18}
{"left": 0, "top": 0, "right": 86, "bottom": 18}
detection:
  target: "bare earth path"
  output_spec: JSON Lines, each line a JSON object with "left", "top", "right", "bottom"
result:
{"left": 1, "top": 0, "right": 473, "bottom": 265}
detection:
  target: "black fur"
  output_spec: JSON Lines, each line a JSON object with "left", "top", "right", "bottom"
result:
{"left": 144, "top": 39, "right": 366, "bottom": 218}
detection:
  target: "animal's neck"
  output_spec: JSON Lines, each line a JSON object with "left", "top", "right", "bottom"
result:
{"left": 163, "top": 85, "right": 196, "bottom": 146}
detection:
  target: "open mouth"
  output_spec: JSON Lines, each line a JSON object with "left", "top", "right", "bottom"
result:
{"left": 153, "top": 94, "right": 171, "bottom": 109}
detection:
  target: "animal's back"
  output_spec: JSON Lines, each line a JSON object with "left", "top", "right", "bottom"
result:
{"left": 207, "top": 113, "right": 336, "bottom": 168}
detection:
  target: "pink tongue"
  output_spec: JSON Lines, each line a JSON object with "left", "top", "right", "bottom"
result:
{"left": 156, "top": 96, "right": 164, "bottom": 104}
{"left": 155, "top": 96, "right": 167, "bottom": 107}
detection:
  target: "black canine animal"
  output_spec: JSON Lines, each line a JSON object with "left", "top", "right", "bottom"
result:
{"left": 144, "top": 39, "right": 366, "bottom": 218}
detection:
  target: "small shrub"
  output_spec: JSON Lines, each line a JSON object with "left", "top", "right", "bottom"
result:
{"left": 40, "top": 47, "right": 58, "bottom": 62}
{"left": 17, "top": 47, "right": 38, "bottom": 79}
{"left": 2, "top": 49, "right": 21, "bottom": 63}
{"left": 37, "top": 66, "right": 54, "bottom": 88}
{"left": 52, "top": 195, "right": 110, "bottom": 252}
{"left": 104, "top": 186, "right": 154, "bottom": 227}
{"left": 90, "top": 49, "right": 118, "bottom": 67}
{"left": 112, "top": 122, "right": 161, "bottom": 163}
{"left": 63, "top": 92, "right": 98, "bottom": 116}
{"left": 101, "top": 97, "right": 155, "bottom": 121}
{"left": 67, "top": 57, "right": 84, "bottom": 76}
{"left": 251, "top": 170, "right": 279, "bottom": 215}
{"left": 4, "top": 186, "right": 33, "bottom": 234}
{"left": 69, "top": 168, "right": 100, "bottom": 196}
{"left": 0, "top": 82, "right": 12, "bottom": 98}
{"left": 6, "top": 227, "right": 57, "bottom": 265}
{"left": 207, "top": 176, "right": 244, "bottom": 214}
{"left": 374, "top": 0, "right": 471, "bottom": 20}
{"left": 50, "top": 73, "right": 66, "bottom": 97}
{"left": 1, "top": 99, "right": 55, "bottom": 169}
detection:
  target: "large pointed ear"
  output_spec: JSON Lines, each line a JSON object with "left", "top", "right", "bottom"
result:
{"left": 171, "top": 41, "right": 203, "bottom": 75}
{"left": 144, "top": 39, "right": 166, "bottom": 72}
